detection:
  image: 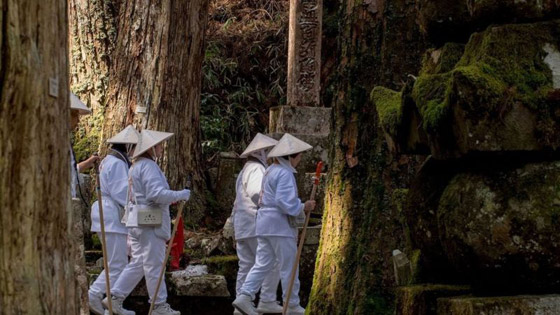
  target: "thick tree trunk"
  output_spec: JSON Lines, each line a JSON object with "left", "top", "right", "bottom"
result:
{"left": 308, "top": 0, "right": 427, "bottom": 314}
{"left": 68, "top": 4, "right": 121, "bottom": 311}
{"left": 68, "top": 0, "right": 120, "bottom": 161}
{"left": 101, "top": 0, "right": 209, "bottom": 223}
{"left": 0, "top": 0, "right": 78, "bottom": 313}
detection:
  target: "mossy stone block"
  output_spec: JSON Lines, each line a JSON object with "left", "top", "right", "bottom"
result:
{"left": 395, "top": 284, "right": 470, "bottom": 315}
{"left": 438, "top": 160, "right": 560, "bottom": 291}
{"left": 438, "top": 294, "right": 560, "bottom": 314}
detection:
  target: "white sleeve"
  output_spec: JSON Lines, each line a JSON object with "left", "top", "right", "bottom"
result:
{"left": 107, "top": 161, "right": 129, "bottom": 208}
{"left": 274, "top": 170, "right": 304, "bottom": 216}
{"left": 143, "top": 164, "right": 190, "bottom": 205}
{"left": 244, "top": 166, "right": 264, "bottom": 206}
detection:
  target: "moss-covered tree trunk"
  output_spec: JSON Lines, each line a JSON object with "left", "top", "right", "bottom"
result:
{"left": 68, "top": 0, "right": 120, "bottom": 160}
{"left": 0, "top": 0, "right": 78, "bottom": 313}
{"left": 308, "top": 0, "right": 427, "bottom": 313}
{"left": 101, "top": 0, "right": 209, "bottom": 223}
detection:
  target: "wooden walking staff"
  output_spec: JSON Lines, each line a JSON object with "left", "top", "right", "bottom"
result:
{"left": 283, "top": 161, "right": 324, "bottom": 315}
{"left": 148, "top": 175, "right": 193, "bottom": 315}
{"left": 94, "top": 158, "right": 113, "bottom": 315}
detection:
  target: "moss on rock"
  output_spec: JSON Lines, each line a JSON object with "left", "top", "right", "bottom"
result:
{"left": 405, "top": 21, "right": 560, "bottom": 157}
{"left": 371, "top": 86, "right": 403, "bottom": 136}
{"left": 201, "top": 255, "right": 238, "bottom": 294}
{"left": 72, "top": 109, "right": 104, "bottom": 162}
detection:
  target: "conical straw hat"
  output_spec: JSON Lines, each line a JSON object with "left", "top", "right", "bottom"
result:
{"left": 107, "top": 125, "right": 140, "bottom": 144}
{"left": 240, "top": 133, "right": 279, "bottom": 158}
{"left": 267, "top": 133, "right": 312, "bottom": 158}
{"left": 132, "top": 129, "right": 174, "bottom": 158}
{"left": 70, "top": 92, "right": 92, "bottom": 115}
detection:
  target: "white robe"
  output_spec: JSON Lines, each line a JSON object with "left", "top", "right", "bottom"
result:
{"left": 125, "top": 157, "right": 190, "bottom": 240}
{"left": 88, "top": 233, "right": 128, "bottom": 296}
{"left": 256, "top": 163, "right": 305, "bottom": 239}
{"left": 233, "top": 160, "right": 280, "bottom": 301}
{"left": 90, "top": 154, "right": 129, "bottom": 235}
{"left": 233, "top": 160, "right": 265, "bottom": 240}
{"left": 112, "top": 157, "right": 189, "bottom": 304}
{"left": 89, "top": 153, "right": 130, "bottom": 295}
{"left": 240, "top": 162, "right": 305, "bottom": 307}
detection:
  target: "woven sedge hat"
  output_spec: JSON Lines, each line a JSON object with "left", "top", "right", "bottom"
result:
{"left": 267, "top": 133, "right": 312, "bottom": 158}
{"left": 107, "top": 125, "right": 140, "bottom": 144}
{"left": 70, "top": 93, "right": 92, "bottom": 115}
{"left": 240, "top": 133, "right": 278, "bottom": 158}
{"left": 132, "top": 129, "right": 174, "bottom": 158}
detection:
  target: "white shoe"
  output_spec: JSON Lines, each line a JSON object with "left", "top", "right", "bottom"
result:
{"left": 234, "top": 310, "right": 243, "bottom": 315}
{"left": 256, "top": 300, "right": 283, "bottom": 314}
{"left": 88, "top": 291, "right": 105, "bottom": 315}
{"left": 232, "top": 294, "right": 258, "bottom": 315}
{"left": 152, "top": 302, "right": 181, "bottom": 315}
{"left": 287, "top": 305, "right": 305, "bottom": 315}
{"left": 102, "top": 296, "right": 135, "bottom": 315}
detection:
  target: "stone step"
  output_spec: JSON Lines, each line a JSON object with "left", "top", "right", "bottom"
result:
{"left": 121, "top": 296, "right": 234, "bottom": 315}
{"left": 301, "top": 224, "right": 321, "bottom": 245}
{"left": 88, "top": 267, "right": 230, "bottom": 297}
{"left": 438, "top": 294, "right": 560, "bottom": 314}
{"left": 395, "top": 284, "right": 471, "bottom": 315}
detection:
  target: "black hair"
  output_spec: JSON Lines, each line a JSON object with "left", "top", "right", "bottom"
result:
{"left": 111, "top": 143, "right": 128, "bottom": 153}
{"left": 280, "top": 152, "right": 301, "bottom": 160}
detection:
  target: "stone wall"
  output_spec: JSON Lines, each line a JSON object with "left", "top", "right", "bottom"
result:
{"left": 367, "top": 4, "right": 560, "bottom": 314}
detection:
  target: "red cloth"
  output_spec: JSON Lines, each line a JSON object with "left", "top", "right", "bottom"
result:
{"left": 170, "top": 216, "right": 184, "bottom": 271}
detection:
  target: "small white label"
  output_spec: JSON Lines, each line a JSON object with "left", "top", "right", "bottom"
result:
{"left": 136, "top": 106, "right": 147, "bottom": 114}
{"left": 49, "top": 77, "right": 59, "bottom": 98}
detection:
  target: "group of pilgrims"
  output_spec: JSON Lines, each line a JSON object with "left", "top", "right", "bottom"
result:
{"left": 70, "top": 94, "right": 315, "bottom": 315}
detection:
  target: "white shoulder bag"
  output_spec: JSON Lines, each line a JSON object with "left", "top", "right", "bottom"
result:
{"left": 124, "top": 165, "right": 162, "bottom": 227}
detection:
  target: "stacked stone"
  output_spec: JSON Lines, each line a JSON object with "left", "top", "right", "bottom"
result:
{"left": 370, "top": 4, "right": 560, "bottom": 314}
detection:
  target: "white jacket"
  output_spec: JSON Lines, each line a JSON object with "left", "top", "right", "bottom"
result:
{"left": 125, "top": 157, "right": 190, "bottom": 240}
{"left": 233, "top": 160, "right": 266, "bottom": 240}
{"left": 256, "top": 163, "right": 304, "bottom": 239}
{"left": 90, "top": 154, "right": 129, "bottom": 235}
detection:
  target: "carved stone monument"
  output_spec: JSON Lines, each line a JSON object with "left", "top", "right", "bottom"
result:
{"left": 287, "top": 0, "right": 323, "bottom": 107}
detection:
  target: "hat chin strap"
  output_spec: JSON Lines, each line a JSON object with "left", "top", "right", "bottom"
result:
{"left": 149, "top": 147, "right": 158, "bottom": 161}
{"left": 126, "top": 143, "right": 134, "bottom": 156}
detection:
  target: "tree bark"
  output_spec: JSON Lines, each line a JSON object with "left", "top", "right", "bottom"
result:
{"left": 101, "top": 0, "right": 209, "bottom": 223}
{"left": 0, "top": 0, "right": 78, "bottom": 313}
{"left": 308, "top": 0, "right": 427, "bottom": 313}
{"left": 68, "top": 0, "right": 120, "bottom": 161}
{"left": 68, "top": 4, "right": 121, "bottom": 311}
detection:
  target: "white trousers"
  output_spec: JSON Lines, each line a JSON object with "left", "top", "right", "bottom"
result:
{"left": 236, "top": 237, "right": 280, "bottom": 302}
{"left": 112, "top": 227, "right": 167, "bottom": 304}
{"left": 89, "top": 233, "right": 128, "bottom": 296}
{"left": 240, "top": 236, "right": 301, "bottom": 307}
